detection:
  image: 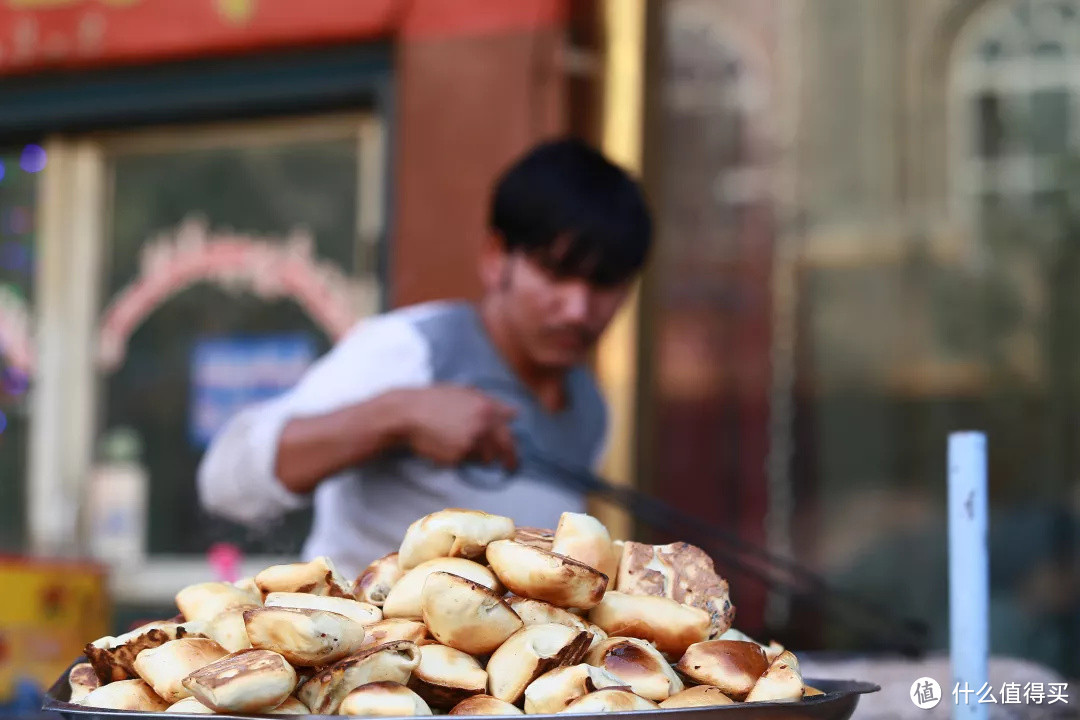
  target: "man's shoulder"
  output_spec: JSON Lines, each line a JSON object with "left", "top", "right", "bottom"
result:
{"left": 386, "top": 299, "right": 472, "bottom": 326}
{"left": 341, "top": 300, "right": 471, "bottom": 346}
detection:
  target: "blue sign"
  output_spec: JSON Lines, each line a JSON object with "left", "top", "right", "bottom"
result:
{"left": 190, "top": 334, "right": 316, "bottom": 448}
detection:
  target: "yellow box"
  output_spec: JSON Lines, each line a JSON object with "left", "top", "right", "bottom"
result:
{"left": 0, "top": 557, "right": 109, "bottom": 701}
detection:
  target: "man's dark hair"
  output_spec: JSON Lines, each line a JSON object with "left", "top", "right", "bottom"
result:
{"left": 489, "top": 138, "right": 652, "bottom": 286}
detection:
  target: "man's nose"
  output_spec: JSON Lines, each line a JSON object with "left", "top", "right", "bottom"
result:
{"left": 560, "top": 281, "right": 590, "bottom": 322}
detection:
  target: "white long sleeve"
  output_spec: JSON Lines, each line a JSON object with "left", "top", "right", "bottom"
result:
{"left": 196, "top": 312, "right": 433, "bottom": 526}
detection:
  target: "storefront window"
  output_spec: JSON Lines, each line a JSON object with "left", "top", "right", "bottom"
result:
{"left": 646, "top": 0, "right": 1080, "bottom": 678}
{"left": 93, "top": 118, "right": 381, "bottom": 560}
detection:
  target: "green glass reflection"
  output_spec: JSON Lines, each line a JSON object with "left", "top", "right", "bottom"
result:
{"left": 104, "top": 137, "right": 362, "bottom": 556}
{"left": 0, "top": 147, "right": 37, "bottom": 552}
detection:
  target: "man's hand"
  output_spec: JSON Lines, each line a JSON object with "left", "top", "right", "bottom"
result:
{"left": 395, "top": 386, "right": 518, "bottom": 470}
{"left": 272, "top": 385, "right": 518, "bottom": 495}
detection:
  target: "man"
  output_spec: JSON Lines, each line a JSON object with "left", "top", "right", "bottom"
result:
{"left": 197, "top": 138, "right": 652, "bottom": 576}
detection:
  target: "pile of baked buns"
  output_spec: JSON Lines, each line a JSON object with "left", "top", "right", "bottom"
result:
{"left": 71, "top": 509, "right": 820, "bottom": 715}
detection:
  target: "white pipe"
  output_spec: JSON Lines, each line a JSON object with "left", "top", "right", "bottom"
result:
{"left": 948, "top": 431, "right": 989, "bottom": 720}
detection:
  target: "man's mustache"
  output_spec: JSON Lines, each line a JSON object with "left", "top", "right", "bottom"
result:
{"left": 543, "top": 325, "right": 598, "bottom": 344}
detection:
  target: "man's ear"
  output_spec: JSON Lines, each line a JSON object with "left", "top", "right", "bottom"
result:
{"left": 479, "top": 233, "right": 510, "bottom": 293}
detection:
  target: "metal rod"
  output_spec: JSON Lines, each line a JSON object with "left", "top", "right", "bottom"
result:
{"left": 513, "top": 434, "right": 929, "bottom": 654}
{"left": 466, "top": 374, "right": 929, "bottom": 652}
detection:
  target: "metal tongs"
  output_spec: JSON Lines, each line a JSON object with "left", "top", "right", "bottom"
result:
{"left": 465, "top": 428, "right": 929, "bottom": 657}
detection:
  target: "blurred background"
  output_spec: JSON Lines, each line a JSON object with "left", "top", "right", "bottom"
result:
{"left": 0, "top": 0, "right": 1078, "bottom": 709}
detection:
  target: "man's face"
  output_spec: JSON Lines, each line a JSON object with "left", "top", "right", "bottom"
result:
{"left": 486, "top": 247, "right": 633, "bottom": 369}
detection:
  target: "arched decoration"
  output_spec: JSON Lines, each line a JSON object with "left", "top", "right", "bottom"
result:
{"left": 96, "top": 216, "right": 367, "bottom": 373}
{"left": 948, "top": 0, "right": 1080, "bottom": 235}
{"left": 960, "top": 0, "right": 1080, "bottom": 59}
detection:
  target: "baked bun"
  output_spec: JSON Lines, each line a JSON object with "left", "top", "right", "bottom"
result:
{"left": 485, "top": 623, "right": 592, "bottom": 705}
{"left": 132, "top": 637, "right": 229, "bottom": 702}
{"left": 659, "top": 686, "right": 735, "bottom": 708}
{"left": 421, "top": 572, "right": 522, "bottom": 654}
{"left": 202, "top": 606, "right": 256, "bottom": 653}
{"left": 232, "top": 576, "right": 260, "bottom": 596}
{"left": 265, "top": 592, "right": 382, "bottom": 626}
{"left": 513, "top": 527, "right": 554, "bottom": 551}
{"left": 585, "top": 637, "right": 683, "bottom": 701}
{"left": 405, "top": 644, "right": 488, "bottom": 710}
{"left": 587, "top": 591, "right": 710, "bottom": 656}
{"left": 176, "top": 582, "right": 262, "bottom": 624}
{"left": 243, "top": 606, "right": 367, "bottom": 666}
{"left": 745, "top": 650, "right": 803, "bottom": 703}
{"left": 254, "top": 556, "right": 352, "bottom": 598}
{"left": 361, "top": 618, "right": 430, "bottom": 648}
{"left": 399, "top": 509, "right": 515, "bottom": 570}
{"left": 298, "top": 641, "right": 421, "bottom": 714}
{"left": 560, "top": 689, "right": 658, "bottom": 713}
{"left": 674, "top": 640, "right": 768, "bottom": 701}
{"left": 448, "top": 694, "right": 524, "bottom": 715}
{"left": 383, "top": 558, "right": 498, "bottom": 619}
{"left": 485, "top": 541, "right": 607, "bottom": 609}
{"left": 339, "top": 681, "right": 432, "bottom": 716}
{"left": 85, "top": 620, "right": 205, "bottom": 683}
{"left": 165, "top": 696, "right": 216, "bottom": 713}
{"left": 504, "top": 597, "right": 607, "bottom": 651}
{"left": 80, "top": 679, "right": 169, "bottom": 711}
{"left": 551, "top": 513, "right": 617, "bottom": 580}
{"left": 68, "top": 663, "right": 101, "bottom": 703}
{"left": 615, "top": 541, "right": 735, "bottom": 639}
{"left": 522, "top": 663, "right": 626, "bottom": 714}
{"left": 268, "top": 695, "right": 310, "bottom": 714}
{"left": 183, "top": 648, "right": 297, "bottom": 713}
{"left": 353, "top": 553, "right": 404, "bottom": 607}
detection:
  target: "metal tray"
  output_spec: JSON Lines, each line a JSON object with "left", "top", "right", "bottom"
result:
{"left": 43, "top": 659, "right": 879, "bottom": 720}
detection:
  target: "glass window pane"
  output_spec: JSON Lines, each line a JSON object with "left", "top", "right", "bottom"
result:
{"left": 978, "top": 38, "right": 1006, "bottom": 60}
{"left": 975, "top": 93, "right": 1033, "bottom": 158}
{"left": 1011, "top": 0, "right": 1032, "bottom": 26}
{"left": 1031, "top": 90, "right": 1069, "bottom": 155}
{"left": 1033, "top": 41, "right": 1063, "bottom": 57}
{"left": 100, "top": 130, "right": 369, "bottom": 557}
{"left": 980, "top": 191, "right": 1007, "bottom": 225}
{"left": 0, "top": 146, "right": 38, "bottom": 552}
{"left": 1032, "top": 189, "right": 1067, "bottom": 230}
{"left": 976, "top": 93, "right": 1006, "bottom": 157}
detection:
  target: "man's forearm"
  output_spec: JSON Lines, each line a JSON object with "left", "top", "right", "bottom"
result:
{"left": 273, "top": 390, "right": 413, "bottom": 494}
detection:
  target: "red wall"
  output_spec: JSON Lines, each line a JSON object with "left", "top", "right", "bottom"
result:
{"left": 0, "top": 0, "right": 565, "bottom": 75}
{"left": 392, "top": 27, "right": 568, "bottom": 305}
{"left": 0, "top": 0, "right": 574, "bottom": 307}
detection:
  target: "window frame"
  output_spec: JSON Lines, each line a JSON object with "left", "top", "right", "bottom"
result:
{"left": 949, "top": 0, "right": 1080, "bottom": 261}
{"left": 28, "top": 112, "right": 386, "bottom": 603}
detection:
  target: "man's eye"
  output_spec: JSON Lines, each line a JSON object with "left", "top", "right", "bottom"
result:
{"left": 534, "top": 261, "right": 562, "bottom": 281}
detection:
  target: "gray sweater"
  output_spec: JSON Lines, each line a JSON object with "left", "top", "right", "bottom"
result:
{"left": 197, "top": 301, "right": 607, "bottom": 577}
